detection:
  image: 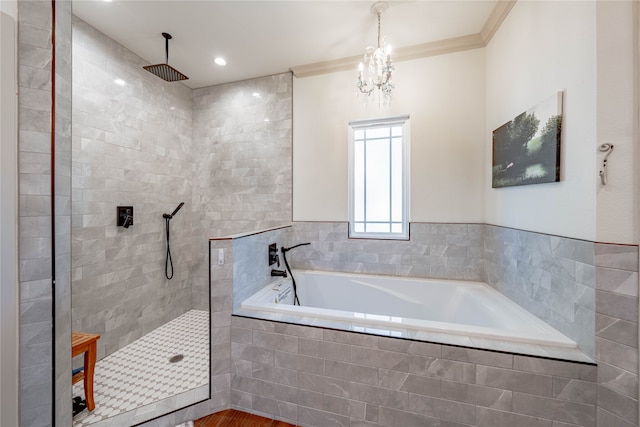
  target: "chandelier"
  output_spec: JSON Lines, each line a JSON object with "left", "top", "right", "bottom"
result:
{"left": 357, "top": 1, "right": 394, "bottom": 107}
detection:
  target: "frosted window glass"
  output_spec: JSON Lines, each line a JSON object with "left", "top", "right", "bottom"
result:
{"left": 349, "top": 116, "right": 409, "bottom": 240}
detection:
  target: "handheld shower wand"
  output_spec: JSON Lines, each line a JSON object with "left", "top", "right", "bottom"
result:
{"left": 163, "top": 202, "right": 185, "bottom": 280}
{"left": 163, "top": 202, "right": 184, "bottom": 219}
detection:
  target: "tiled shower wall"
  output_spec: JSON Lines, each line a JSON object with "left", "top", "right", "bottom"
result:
{"left": 71, "top": 17, "right": 195, "bottom": 359}
{"left": 71, "top": 17, "right": 294, "bottom": 357}
{"left": 191, "top": 73, "right": 293, "bottom": 239}
{"left": 190, "top": 73, "right": 293, "bottom": 310}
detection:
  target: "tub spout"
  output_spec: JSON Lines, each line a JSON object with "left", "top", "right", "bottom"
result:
{"left": 271, "top": 269, "right": 287, "bottom": 278}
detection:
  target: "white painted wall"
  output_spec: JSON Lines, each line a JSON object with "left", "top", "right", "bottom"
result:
{"left": 595, "top": 1, "right": 637, "bottom": 244}
{"left": 0, "top": 9, "right": 19, "bottom": 427}
{"left": 293, "top": 49, "right": 485, "bottom": 223}
{"left": 295, "top": 1, "right": 636, "bottom": 244}
{"left": 484, "top": 1, "right": 598, "bottom": 241}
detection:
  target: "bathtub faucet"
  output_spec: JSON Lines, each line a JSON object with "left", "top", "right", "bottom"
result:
{"left": 271, "top": 269, "right": 288, "bottom": 277}
{"left": 281, "top": 242, "right": 311, "bottom": 253}
{"left": 280, "top": 243, "right": 309, "bottom": 306}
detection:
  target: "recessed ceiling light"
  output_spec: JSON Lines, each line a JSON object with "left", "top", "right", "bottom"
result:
{"left": 214, "top": 57, "right": 227, "bottom": 66}
{"left": 114, "top": 78, "right": 126, "bottom": 86}
{"left": 103, "top": 0, "right": 112, "bottom": 3}
{"left": 252, "top": 92, "right": 261, "bottom": 98}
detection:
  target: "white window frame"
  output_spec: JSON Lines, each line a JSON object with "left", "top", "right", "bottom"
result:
{"left": 348, "top": 115, "right": 410, "bottom": 240}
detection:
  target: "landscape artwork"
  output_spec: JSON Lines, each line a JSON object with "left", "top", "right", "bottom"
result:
{"left": 492, "top": 92, "right": 563, "bottom": 188}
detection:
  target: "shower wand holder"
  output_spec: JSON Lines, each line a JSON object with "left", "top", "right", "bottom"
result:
{"left": 117, "top": 206, "right": 133, "bottom": 228}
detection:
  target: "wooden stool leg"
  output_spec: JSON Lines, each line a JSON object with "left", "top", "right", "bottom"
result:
{"left": 83, "top": 341, "right": 97, "bottom": 411}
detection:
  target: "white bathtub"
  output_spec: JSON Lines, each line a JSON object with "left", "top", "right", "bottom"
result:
{"left": 240, "top": 269, "right": 577, "bottom": 348}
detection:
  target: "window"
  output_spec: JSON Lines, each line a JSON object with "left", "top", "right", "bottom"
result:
{"left": 349, "top": 115, "right": 410, "bottom": 240}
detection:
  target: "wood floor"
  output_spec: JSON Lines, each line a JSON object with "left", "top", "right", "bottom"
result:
{"left": 194, "top": 409, "right": 298, "bottom": 427}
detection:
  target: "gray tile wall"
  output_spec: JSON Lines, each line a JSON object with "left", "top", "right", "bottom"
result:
{"left": 287, "top": 222, "right": 595, "bottom": 356}
{"left": 71, "top": 17, "right": 195, "bottom": 359}
{"left": 230, "top": 315, "right": 598, "bottom": 427}
{"left": 232, "top": 227, "right": 291, "bottom": 311}
{"left": 191, "top": 73, "right": 293, "bottom": 239}
{"left": 484, "top": 225, "right": 596, "bottom": 357}
{"left": 594, "top": 243, "right": 639, "bottom": 427}
{"left": 287, "top": 222, "right": 485, "bottom": 281}
{"left": 18, "top": 0, "right": 54, "bottom": 425}
{"left": 54, "top": 1, "right": 73, "bottom": 425}
{"left": 100, "top": 226, "right": 640, "bottom": 427}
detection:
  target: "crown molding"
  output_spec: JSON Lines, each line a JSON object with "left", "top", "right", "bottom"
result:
{"left": 290, "top": 0, "right": 517, "bottom": 79}
{"left": 480, "top": 0, "right": 517, "bottom": 44}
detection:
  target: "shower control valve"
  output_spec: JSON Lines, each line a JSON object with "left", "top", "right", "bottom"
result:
{"left": 268, "top": 243, "right": 279, "bottom": 267}
{"left": 117, "top": 206, "right": 134, "bottom": 228}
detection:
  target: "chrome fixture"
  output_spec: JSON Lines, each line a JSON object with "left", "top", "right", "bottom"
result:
{"left": 356, "top": 1, "right": 394, "bottom": 107}
{"left": 598, "top": 143, "right": 614, "bottom": 185}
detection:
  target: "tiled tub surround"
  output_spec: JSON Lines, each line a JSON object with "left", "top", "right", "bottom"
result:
{"left": 204, "top": 223, "right": 639, "bottom": 427}
{"left": 484, "top": 225, "right": 596, "bottom": 358}
{"left": 231, "top": 315, "right": 597, "bottom": 427}
{"left": 288, "top": 222, "right": 595, "bottom": 357}
{"left": 594, "top": 243, "right": 638, "bottom": 427}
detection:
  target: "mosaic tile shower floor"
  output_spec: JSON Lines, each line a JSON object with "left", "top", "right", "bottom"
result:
{"left": 73, "top": 310, "right": 209, "bottom": 426}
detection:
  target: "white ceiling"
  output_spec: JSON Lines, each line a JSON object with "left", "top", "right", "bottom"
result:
{"left": 72, "top": 0, "right": 499, "bottom": 89}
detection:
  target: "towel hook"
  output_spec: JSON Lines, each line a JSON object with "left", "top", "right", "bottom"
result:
{"left": 598, "top": 143, "right": 614, "bottom": 185}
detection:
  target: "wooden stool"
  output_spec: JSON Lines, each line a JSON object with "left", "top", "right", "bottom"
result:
{"left": 71, "top": 332, "right": 100, "bottom": 411}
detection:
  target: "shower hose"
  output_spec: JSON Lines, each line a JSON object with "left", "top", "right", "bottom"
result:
{"left": 165, "top": 217, "right": 174, "bottom": 280}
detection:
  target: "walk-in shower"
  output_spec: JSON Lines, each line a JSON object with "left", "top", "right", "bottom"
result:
{"left": 70, "top": 12, "right": 209, "bottom": 425}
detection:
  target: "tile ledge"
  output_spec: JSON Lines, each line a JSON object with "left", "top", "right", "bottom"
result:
{"left": 232, "top": 309, "right": 595, "bottom": 365}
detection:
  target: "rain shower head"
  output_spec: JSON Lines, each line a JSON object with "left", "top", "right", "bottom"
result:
{"left": 143, "top": 32, "right": 188, "bottom": 82}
